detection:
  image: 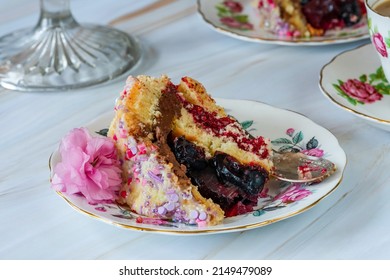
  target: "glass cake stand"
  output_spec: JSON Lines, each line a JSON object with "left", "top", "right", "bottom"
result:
{"left": 0, "top": 0, "right": 142, "bottom": 91}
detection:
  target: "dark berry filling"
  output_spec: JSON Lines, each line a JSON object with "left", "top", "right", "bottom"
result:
{"left": 212, "top": 152, "right": 266, "bottom": 196}
{"left": 170, "top": 136, "right": 268, "bottom": 217}
{"left": 171, "top": 136, "right": 208, "bottom": 170}
{"left": 301, "top": 0, "right": 363, "bottom": 30}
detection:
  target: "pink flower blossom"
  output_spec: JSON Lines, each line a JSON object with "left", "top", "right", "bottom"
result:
{"left": 51, "top": 128, "right": 122, "bottom": 203}
{"left": 301, "top": 148, "right": 324, "bottom": 157}
{"left": 372, "top": 33, "right": 388, "bottom": 58}
{"left": 274, "top": 184, "right": 311, "bottom": 204}
{"left": 223, "top": 1, "right": 243, "bottom": 13}
{"left": 340, "top": 79, "right": 383, "bottom": 104}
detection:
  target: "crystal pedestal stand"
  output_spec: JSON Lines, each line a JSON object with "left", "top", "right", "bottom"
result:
{"left": 0, "top": 0, "right": 142, "bottom": 91}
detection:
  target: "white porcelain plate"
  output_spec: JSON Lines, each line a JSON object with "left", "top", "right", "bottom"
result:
{"left": 50, "top": 99, "right": 346, "bottom": 235}
{"left": 319, "top": 43, "right": 390, "bottom": 131}
{"left": 197, "top": 0, "right": 368, "bottom": 46}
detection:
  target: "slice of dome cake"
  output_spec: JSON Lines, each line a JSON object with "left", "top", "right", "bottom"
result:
{"left": 108, "top": 75, "right": 273, "bottom": 225}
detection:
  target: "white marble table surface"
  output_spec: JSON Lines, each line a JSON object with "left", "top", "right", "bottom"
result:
{"left": 1, "top": 0, "right": 389, "bottom": 260}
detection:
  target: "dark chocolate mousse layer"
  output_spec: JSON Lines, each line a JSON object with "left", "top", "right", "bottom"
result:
{"left": 155, "top": 85, "right": 190, "bottom": 187}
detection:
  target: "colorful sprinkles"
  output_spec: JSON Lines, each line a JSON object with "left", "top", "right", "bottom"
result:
{"left": 112, "top": 114, "right": 211, "bottom": 225}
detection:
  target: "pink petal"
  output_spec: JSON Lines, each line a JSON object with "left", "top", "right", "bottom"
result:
{"left": 51, "top": 127, "right": 122, "bottom": 204}
{"left": 60, "top": 128, "right": 91, "bottom": 151}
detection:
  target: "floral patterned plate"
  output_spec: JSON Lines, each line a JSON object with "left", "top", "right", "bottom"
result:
{"left": 49, "top": 99, "right": 346, "bottom": 235}
{"left": 319, "top": 43, "right": 390, "bottom": 131}
{"left": 197, "top": 0, "right": 369, "bottom": 46}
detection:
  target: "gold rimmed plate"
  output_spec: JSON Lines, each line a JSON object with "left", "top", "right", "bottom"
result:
{"left": 319, "top": 43, "right": 390, "bottom": 131}
{"left": 197, "top": 0, "right": 369, "bottom": 46}
{"left": 49, "top": 99, "right": 346, "bottom": 235}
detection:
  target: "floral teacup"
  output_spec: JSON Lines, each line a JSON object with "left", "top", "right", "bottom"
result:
{"left": 365, "top": 0, "right": 390, "bottom": 82}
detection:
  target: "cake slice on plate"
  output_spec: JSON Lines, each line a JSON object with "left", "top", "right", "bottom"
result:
{"left": 108, "top": 75, "right": 273, "bottom": 226}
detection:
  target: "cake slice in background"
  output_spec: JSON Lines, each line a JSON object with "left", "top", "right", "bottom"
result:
{"left": 256, "top": 0, "right": 366, "bottom": 37}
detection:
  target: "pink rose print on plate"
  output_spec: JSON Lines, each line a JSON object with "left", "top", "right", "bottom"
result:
{"left": 340, "top": 79, "right": 383, "bottom": 104}
{"left": 274, "top": 184, "right": 312, "bottom": 204}
{"left": 216, "top": 1, "right": 254, "bottom": 30}
{"left": 220, "top": 17, "right": 253, "bottom": 30}
{"left": 286, "top": 128, "right": 295, "bottom": 137}
{"left": 333, "top": 67, "right": 390, "bottom": 106}
{"left": 372, "top": 33, "right": 388, "bottom": 58}
{"left": 301, "top": 148, "right": 324, "bottom": 157}
{"left": 220, "top": 17, "right": 244, "bottom": 29}
{"left": 223, "top": 0, "right": 243, "bottom": 13}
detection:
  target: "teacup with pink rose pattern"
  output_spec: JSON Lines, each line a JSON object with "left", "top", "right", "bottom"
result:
{"left": 365, "top": 0, "right": 390, "bottom": 82}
